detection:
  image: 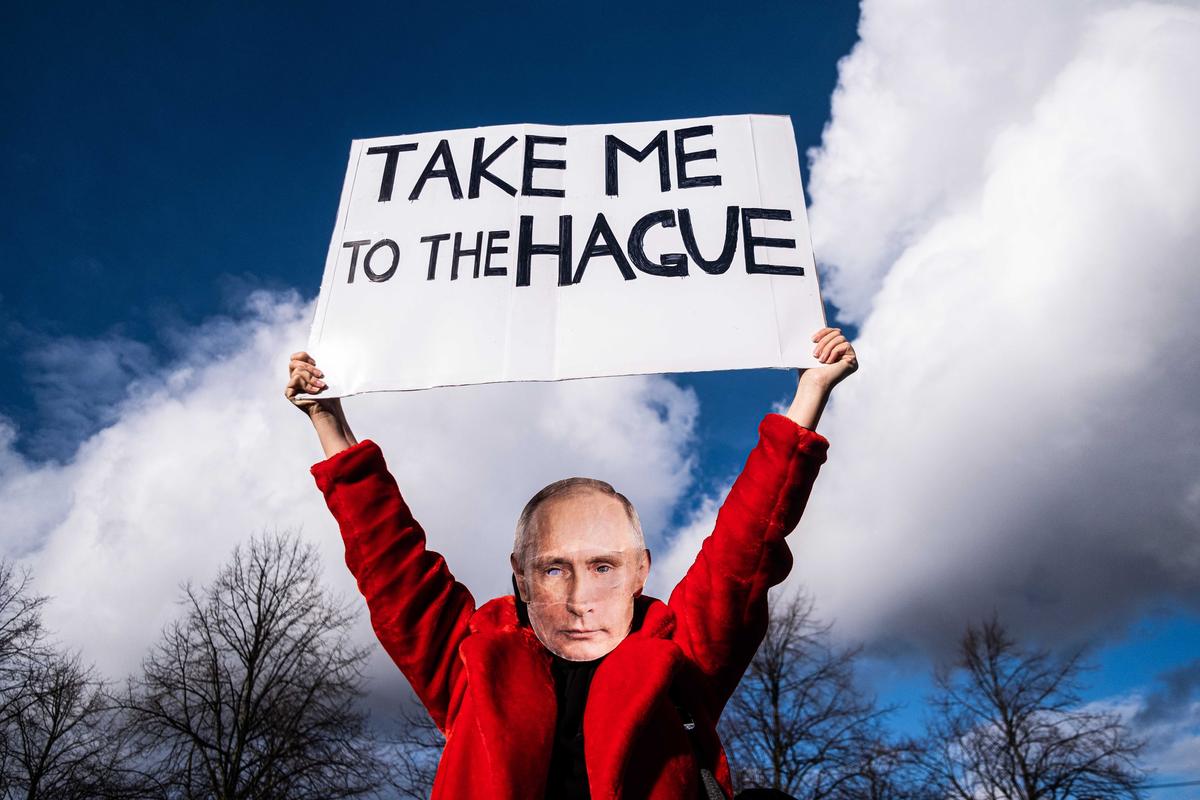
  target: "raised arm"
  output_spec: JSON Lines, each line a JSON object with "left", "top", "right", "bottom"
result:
{"left": 667, "top": 327, "right": 857, "bottom": 711}
{"left": 288, "top": 352, "right": 475, "bottom": 732}
{"left": 310, "top": 444, "right": 475, "bottom": 732}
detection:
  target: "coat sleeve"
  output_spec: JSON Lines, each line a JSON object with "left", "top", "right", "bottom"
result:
{"left": 667, "top": 413, "right": 829, "bottom": 713}
{"left": 311, "top": 439, "right": 475, "bottom": 733}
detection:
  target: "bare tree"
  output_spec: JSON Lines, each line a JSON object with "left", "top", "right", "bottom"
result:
{"left": 921, "top": 616, "right": 1146, "bottom": 800}
{"left": 840, "top": 736, "right": 935, "bottom": 800}
{"left": 0, "top": 563, "right": 47, "bottom": 718}
{"left": 389, "top": 702, "right": 443, "bottom": 800}
{"left": 720, "top": 592, "right": 919, "bottom": 799}
{"left": 0, "top": 561, "right": 152, "bottom": 800}
{"left": 0, "top": 562, "right": 47, "bottom": 797}
{"left": 125, "top": 531, "right": 390, "bottom": 800}
{"left": 2, "top": 652, "right": 138, "bottom": 800}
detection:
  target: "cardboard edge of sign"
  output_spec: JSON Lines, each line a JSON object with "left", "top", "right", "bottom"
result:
{"left": 345, "top": 111, "right": 797, "bottom": 149}
{"left": 294, "top": 359, "right": 829, "bottom": 402}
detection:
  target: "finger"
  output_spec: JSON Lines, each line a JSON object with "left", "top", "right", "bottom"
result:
{"left": 817, "top": 333, "right": 846, "bottom": 361}
{"left": 289, "top": 356, "right": 311, "bottom": 378}
{"left": 828, "top": 341, "right": 853, "bottom": 362}
{"left": 291, "top": 364, "right": 324, "bottom": 381}
{"left": 810, "top": 326, "right": 835, "bottom": 343}
{"left": 289, "top": 351, "right": 315, "bottom": 364}
{"left": 287, "top": 372, "right": 325, "bottom": 396}
{"left": 289, "top": 358, "right": 321, "bottom": 375}
{"left": 815, "top": 327, "right": 842, "bottom": 347}
{"left": 812, "top": 328, "right": 842, "bottom": 354}
{"left": 291, "top": 369, "right": 327, "bottom": 390}
{"left": 290, "top": 360, "right": 324, "bottom": 378}
{"left": 819, "top": 336, "right": 846, "bottom": 361}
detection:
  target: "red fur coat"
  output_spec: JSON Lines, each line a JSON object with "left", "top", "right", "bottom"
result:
{"left": 311, "top": 413, "right": 829, "bottom": 799}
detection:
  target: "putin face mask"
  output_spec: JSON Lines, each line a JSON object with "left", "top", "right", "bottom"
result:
{"left": 512, "top": 493, "right": 650, "bottom": 661}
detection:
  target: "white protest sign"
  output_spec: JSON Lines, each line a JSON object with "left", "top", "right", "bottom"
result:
{"left": 305, "top": 114, "right": 826, "bottom": 397}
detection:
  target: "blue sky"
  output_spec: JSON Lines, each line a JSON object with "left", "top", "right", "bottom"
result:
{"left": 1, "top": 1, "right": 857, "bottom": 487}
{"left": 3, "top": 0, "right": 1198, "bottom": 793}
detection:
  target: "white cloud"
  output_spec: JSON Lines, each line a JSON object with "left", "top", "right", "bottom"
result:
{"left": 649, "top": 486, "right": 726, "bottom": 598}
{"left": 1090, "top": 665, "right": 1200, "bottom": 780}
{"left": 768, "top": 0, "right": 1200, "bottom": 651}
{"left": 0, "top": 290, "right": 699, "bottom": 689}
{"left": 807, "top": 0, "right": 1131, "bottom": 322}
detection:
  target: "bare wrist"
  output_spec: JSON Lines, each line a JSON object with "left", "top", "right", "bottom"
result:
{"left": 797, "top": 370, "right": 836, "bottom": 392}
{"left": 309, "top": 402, "right": 357, "bottom": 458}
{"left": 310, "top": 407, "right": 344, "bottom": 431}
{"left": 786, "top": 378, "right": 832, "bottom": 430}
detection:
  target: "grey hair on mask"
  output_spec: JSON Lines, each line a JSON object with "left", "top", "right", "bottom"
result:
{"left": 513, "top": 477, "right": 644, "bottom": 570}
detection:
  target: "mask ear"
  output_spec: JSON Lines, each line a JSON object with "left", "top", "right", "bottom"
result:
{"left": 510, "top": 573, "right": 530, "bottom": 627}
{"left": 510, "top": 553, "right": 530, "bottom": 602}
{"left": 632, "top": 548, "right": 652, "bottom": 597}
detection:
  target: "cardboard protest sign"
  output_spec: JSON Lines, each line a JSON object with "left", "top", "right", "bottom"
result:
{"left": 304, "top": 114, "right": 826, "bottom": 397}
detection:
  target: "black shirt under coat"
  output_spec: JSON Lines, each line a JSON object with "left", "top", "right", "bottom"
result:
{"left": 544, "top": 654, "right": 602, "bottom": 799}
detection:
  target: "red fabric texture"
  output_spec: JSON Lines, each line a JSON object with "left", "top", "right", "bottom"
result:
{"left": 311, "top": 413, "right": 829, "bottom": 799}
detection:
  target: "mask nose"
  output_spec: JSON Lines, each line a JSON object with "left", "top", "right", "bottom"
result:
{"left": 564, "top": 575, "right": 593, "bottom": 617}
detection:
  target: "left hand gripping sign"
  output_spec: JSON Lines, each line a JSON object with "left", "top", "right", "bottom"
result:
{"left": 304, "top": 114, "right": 827, "bottom": 398}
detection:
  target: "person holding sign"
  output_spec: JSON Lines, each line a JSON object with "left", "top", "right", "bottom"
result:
{"left": 286, "top": 327, "right": 856, "bottom": 800}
